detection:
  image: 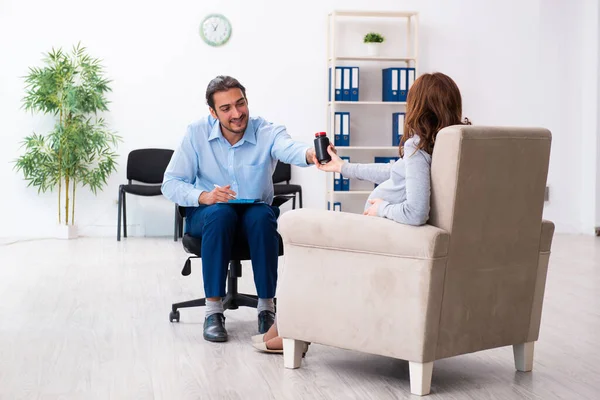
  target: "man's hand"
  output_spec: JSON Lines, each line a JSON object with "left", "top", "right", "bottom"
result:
{"left": 363, "top": 198, "right": 384, "bottom": 217}
{"left": 199, "top": 185, "right": 237, "bottom": 205}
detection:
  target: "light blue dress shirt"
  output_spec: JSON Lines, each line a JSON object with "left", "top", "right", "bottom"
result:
{"left": 162, "top": 115, "right": 311, "bottom": 206}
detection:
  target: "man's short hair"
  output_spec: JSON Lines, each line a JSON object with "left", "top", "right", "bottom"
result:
{"left": 205, "top": 76, "right": 247, "bottom": 110}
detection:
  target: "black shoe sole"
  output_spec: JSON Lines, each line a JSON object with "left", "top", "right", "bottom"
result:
{"left": 204, "top": 335, "right": 228, "bottom": 343}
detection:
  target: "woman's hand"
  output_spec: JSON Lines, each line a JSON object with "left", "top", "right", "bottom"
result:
{"left": 312, "top": 145, "right": 345, "bottom": 173}
{"left": 364, "top": 198, "right": 384, "bottom": 216}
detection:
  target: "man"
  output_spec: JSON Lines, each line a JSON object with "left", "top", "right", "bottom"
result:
{"left": 162, "top": 76, "right": 315, "bottom": 343}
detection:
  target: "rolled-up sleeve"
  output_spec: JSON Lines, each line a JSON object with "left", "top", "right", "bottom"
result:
{"left": 270, "top": 125, "right": 311, "bottom": 167}
{"left": 161, "top": 126, "right": 203, "bottom": 206}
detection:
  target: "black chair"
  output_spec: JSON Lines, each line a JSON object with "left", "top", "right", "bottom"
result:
{"left": 273, "top": 161, "right": 303, "bottom": 209}
{"left": 117, "top": 148, "right": 174, "bottom": 241}
{"left": 169, "top": 196, "right": 291, "bottom": 323}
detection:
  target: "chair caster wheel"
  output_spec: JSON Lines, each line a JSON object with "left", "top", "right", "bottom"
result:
{"left": 169, "top": 310, "right": 180, "bottom": 322}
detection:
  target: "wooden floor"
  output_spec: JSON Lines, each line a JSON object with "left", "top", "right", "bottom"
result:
{"left": 0, "top": 234, "right": 598, "bottom": 399}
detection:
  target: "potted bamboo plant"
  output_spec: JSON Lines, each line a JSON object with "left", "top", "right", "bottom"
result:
{"left": 14, "top": 43, "right": 121, "bottom": 239}
{"left": 364, "top": 32, "right": 385, "bottom": 56}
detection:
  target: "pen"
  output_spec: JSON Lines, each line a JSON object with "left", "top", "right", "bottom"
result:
{"left": 214, "top": 184, "right": 236, "bottom": 198}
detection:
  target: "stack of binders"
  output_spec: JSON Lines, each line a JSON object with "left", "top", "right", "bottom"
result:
{"left": 382, "top": 67, "right": 416, "bottom": 102}
{"left": 327, "top": 201, "right": 342, "bottom": 212}
{"left": 334, "top": 156, "right": 351, "bottom": 191}
{"left": 334, "top": 112, "right": 350, "bottom": 146}
{"left": 329, "top": 67, "right": 360, "bottom": 101}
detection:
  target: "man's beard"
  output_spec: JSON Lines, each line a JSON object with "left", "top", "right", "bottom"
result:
{"left": 224, "top": 114, "right": 247, "bottom": 134}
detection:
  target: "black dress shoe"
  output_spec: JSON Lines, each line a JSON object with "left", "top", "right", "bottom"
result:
{"left": 258, "top": 310, "right": 276, "bottom": 334}
{"left": 204, "top": 313, "right": 227, "bottom": 342}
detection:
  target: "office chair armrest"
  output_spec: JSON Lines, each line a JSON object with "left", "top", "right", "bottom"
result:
{"left": 278, "top": 209, "right": 449, "bottom": 259}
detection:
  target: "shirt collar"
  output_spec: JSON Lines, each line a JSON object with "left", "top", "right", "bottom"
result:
{"left": 207, "top": 115, "right": 256, "bottom": 146}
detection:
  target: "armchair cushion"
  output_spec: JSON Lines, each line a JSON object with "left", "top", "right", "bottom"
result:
{"left": 278, "top": 209, "right": 450, "bottom": 259}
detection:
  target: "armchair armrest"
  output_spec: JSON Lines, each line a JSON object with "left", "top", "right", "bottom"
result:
{"left": 278, "top": 209, "right": 450, "bottom": 259}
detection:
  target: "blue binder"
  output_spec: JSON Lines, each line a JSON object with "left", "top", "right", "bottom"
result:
{"left": 407, "top": 67, "right": 416, "bottom": 94}
{"left": 334, "top": 112, "right": 342, "bottom": 146}
{"left": 329, "top": 67, "right": 343, "bottom": 101}
{"left": 398, "top": 68, "right": 408, "bottom": 102}
{"left": 340, "top": 156, "right": 350, "bottom": 191}
{"left": 334, "top": 170, "right": 342, "bottom": 191}
{"left": 342, "top": 67, "right": 351, "bottom": 101}
{"left": 382, "top": 68, "right": 399, "bottom": 102}
{"left": 392, "top": 112, "right": 405, "bottom": 146}
{"left": 350, "top": 67, "right": 359, "bottom": 101}
{"left": 341, "top": 112, "right": 350, "bottom": 146}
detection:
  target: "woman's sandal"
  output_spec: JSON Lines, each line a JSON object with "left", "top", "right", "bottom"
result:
{"left": 251, "top": 334, "right": 266, "bottom": 344}
{"left": 252, "top": 341, "right": 310, "bottom": 357}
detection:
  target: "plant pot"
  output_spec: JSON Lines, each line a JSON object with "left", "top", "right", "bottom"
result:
{"left": 366, "top": 42, "right": 381, "bottom": 57}
{"left": 54, "top": 224, "right": 78, "bottom": 239}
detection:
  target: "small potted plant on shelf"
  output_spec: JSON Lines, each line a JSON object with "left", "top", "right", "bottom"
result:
{"left": 364, "top": 32, "right": 385, "bottom": 56}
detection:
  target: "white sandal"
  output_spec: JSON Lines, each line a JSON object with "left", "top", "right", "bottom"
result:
{"left": 252, "top": 341, "right": 310, "bottom": 356}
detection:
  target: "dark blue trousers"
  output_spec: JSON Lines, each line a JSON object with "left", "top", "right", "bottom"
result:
{"left": 185, "top": 203, "right": 280, "bottom": 299}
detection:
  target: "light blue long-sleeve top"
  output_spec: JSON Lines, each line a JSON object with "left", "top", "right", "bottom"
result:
{"left": 162, "top": 115, "right": 311, "bottom": 206}
{"left": 341, "top": 137, "right": 432, "bottom": 226}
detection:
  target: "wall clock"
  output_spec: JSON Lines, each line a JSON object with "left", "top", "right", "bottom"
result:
{"left": 200, "top": 14, "right": 232, "bottom": 47}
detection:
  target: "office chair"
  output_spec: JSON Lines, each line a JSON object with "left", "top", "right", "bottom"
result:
{"left": 273, "top": 161, "right": 303, "bottom": 209}
{"left": 172, "top": 162, "right": 300, "bottom": 241}
{"left": 169, "top": 196, "right": 291, "bottom": 322}
{"left": 117, "top": 148, "right": 174, "bottom": 241}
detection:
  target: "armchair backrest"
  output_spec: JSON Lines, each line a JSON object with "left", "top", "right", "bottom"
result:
{"left": 428, "top": 125, "right": 552, "bottom": 359}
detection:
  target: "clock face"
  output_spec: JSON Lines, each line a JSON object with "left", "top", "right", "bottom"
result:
{"left": 200, "top": 14, "right": 232, "bottom": 47}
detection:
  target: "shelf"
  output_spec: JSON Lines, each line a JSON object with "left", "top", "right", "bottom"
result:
{"left": 329, "top": 101, "right": 406, "bottom": 105}
{"left": 330, "top": 56, "right": 416, "bottom": 62}
{"left": 329, "top": 191, "right": 372, "bottom": 195}
{"left": 335, "top": 146, "right": 398, "bottom": 150}
{"left": 331, "top": 11, "right": 418, "bottom": 18}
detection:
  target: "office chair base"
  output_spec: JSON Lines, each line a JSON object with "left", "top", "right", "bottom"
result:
{"left": 170, "top": 260, "right": 261, "bottom": 323}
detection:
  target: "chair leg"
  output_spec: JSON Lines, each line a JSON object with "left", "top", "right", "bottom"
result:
{"left": 513, "top": 342, "right": 535, "bottom": 372}
{"left": 122, "top": 192, "right": 127, "bottom": 238}
{"left": 117, "top": 186, "right": 122, "bottom": 241}
{"left": 173, "top": 204, "right": 178, "bottom": 242}
{"left": 299, "top": 188, "right": 303, "bottom": 208}
{"left": 283, "top": 339, "right": 306, "bottom": 369}
{"left": 235, "top": 294, "right": 259, "bottom": 308}
{"left": 409, "top": 361, "right": 433, "bottom": 396}
{"left": 292, "top": 195, "right": 296, "bottom": 210}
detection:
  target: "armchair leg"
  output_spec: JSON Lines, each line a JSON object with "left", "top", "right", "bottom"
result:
{"left": 283, "top": 338, "right": 306, "bottom": 369}
{"left": 513, "top": 342, "right": 535, "bottom": 372}
{"left": 299, "top": 188, "right": 303, "bottom": 208}
{"left": 409, "top": 361, "right": 433, "bottom": 396}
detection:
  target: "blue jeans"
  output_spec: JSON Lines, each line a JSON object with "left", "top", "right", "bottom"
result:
{"left": 185, "top": 203, "right": 280, "bottom": 299}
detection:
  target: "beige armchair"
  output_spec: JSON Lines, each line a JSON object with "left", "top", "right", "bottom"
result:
{"left": 276, "top": 126, "right": 554, "bottom": 396}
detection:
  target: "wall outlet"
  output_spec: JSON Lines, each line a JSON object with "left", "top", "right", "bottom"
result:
{"left": 544, "top": 186, "right": 549, "bottom": 202}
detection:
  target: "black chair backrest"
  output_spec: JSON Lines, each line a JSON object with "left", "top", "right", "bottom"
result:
{"left": 272, "top": 161, "right": 291, "bottom": 184}
{"left": 127, "top": 148, "right": 174, "bottom": 184}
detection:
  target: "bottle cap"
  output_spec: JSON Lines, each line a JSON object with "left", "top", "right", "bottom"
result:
{"left": 315, "top": 132, "right": 327, "bottom": 137}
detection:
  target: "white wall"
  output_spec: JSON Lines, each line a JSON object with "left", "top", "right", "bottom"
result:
{"left": 0, "top": 0, "right": 598, "bottom": 238}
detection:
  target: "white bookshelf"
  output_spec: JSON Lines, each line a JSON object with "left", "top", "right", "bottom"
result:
{"left": 326, "top": 10, "right": 419, "bottom": 213}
